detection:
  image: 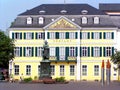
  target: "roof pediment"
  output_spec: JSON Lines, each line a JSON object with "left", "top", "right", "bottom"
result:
{"left": 44, "top": 16, "right": 81, "bottom": 30}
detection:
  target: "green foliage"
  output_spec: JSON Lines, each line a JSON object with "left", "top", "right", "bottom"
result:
{"left": 111, "top": 51, "right": 120, "bottom": 64}
{"left": 34, "top": 76, "right": 38, "bottom": 80}
{"left": 0, "top": 31, "right": 15, "bottom": 68}
{"left": 55, "top": 77, "right": 65, "bottom": 82}
{"left": 23, "top": 77, "right": 32, "bottom": 82}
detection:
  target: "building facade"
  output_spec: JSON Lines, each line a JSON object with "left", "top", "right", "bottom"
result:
{"left": 9, "top": 4, "right": 120, "bottom": 81}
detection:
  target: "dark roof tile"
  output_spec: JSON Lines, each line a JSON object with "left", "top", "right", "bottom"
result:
{"left": 19, "top": 4, "right": 106, "bottom": 15}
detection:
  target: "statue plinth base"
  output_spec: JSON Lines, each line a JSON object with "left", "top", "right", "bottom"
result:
{"left": 40, "top": 60, "right": 51, "bottom": 80}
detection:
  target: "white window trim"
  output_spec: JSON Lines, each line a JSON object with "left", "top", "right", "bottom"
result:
{"left": 27, "top": 17, "right": 32, "bottom": 24}
{"left": 94, "top": 17, "right": 99, "bottom": 24}
{"left": 50, "top": 47, "right": 55, "bottom": 56}
{"left": 94, "top": 47, "right": 100, "bottom": 57}
{"left": 60, "top": 65, "right": 64, "bottom": 76}
{"left": 50, "top": 32, "right": 55, "bottom": 39}
{"left": 14, "top": 47, "right": 20, "bottom": 57}
{"left": 82, "top": 17, "right": 87, "bottom": 24}
{"left": 38, "top": 17, "right": 44, "bottom": 24}
{"left": 59, "top": 47, "right": 65, "bottom": 60}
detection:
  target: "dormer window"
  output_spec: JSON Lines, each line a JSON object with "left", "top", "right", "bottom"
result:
{"left": 27, "top": 17, "right": 32, "bottom": 24}
{"left": 39, "top": 10, "right": 46, "bottom": 14}
{"left": 60, "top": 10, "right": 67, "bottom": 14}
{"left": 94, "top": 17, "right": 99, "bottom": 24}
{"left": 81, "top": 10, "right": 88, "bottom": 15}
{"left": 38, "top": 17, "right": 44, "bottom": 24}
{"left": 82, "top": 17, "right": 87, "bottom": 24}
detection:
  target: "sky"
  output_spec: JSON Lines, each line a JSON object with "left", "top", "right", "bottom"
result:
{"left": 0, "top": 0, "right": 120, "bottom": 31}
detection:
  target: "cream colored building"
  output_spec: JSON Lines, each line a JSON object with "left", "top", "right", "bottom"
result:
{"left": 9, "top": 4, "right": 120, "bottom": 81}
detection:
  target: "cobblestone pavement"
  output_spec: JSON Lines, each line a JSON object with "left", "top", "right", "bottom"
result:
{"left": 0, "top": 81, "right": 120, "bottom": 90}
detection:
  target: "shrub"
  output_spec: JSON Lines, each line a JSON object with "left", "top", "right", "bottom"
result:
{"left": 23, "top": 77, "right": 32, "bottom": 82}
{"left": 55, "top": 77, "right": 65, "bottom": 82}
{"left": 34, "top": 76, "right": 38, "bottom": 80}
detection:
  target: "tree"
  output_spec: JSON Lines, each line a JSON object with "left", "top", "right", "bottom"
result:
{"left": 111, "top": 51, "right": 120, "bottom": 69}
{"left": 0, "top": 31, "right": 15, "bottom": 68}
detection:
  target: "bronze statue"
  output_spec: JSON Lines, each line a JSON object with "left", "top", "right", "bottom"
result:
{"left": 42, "top": 41, "right": 49, "bottom": 60}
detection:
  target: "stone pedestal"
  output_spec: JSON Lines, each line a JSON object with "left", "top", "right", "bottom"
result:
{"left": 40, "top": 60, "right": 51, "bottom": 79}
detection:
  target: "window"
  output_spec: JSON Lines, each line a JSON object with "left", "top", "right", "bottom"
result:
{"left": 37, "top": 47, "right": 42, "bottom": 57}
{"left": 50, "top": 47, "right": 55, "bottom": 56}
{"left": 38, "top": 17, "right": 44, "bottom": 24}
{"left": 26, "top": 32, "right": 32, "bottom": 39}
{"left": 38, "top": 65, "right": 40, "bottom": 76}
{"left": 94, "top": 47, "right": 100, "bottom": 57}
{"left": 82, "top": 65, "right": 87, "bottom": 76}
{"left": 50, "top": 65, "right": 55, "bottom": 76}
{"left": 59, "top": 47, "right": 65, "bottom": 60}
{"left": 69, "top": 32, "right": 75, "bottom": 39}
{"left": 69, "top": 47, "right": 76, "bottom": 56}
{"left": 36, "top": 32, "right": 44, "bottom": 39}
{"left": 94, "top": 17, "right": 99, "bottom": 24}
{"left": 26, "top": 65, "right": 31, "bottom": 75}
{"left": 93, "top": 32, "right": 100, "bottom": 39}
{"left": 82, "top": 17, "right": 87, "bottom": 24}
{"left": 50, "top": 32, "right": 55, "bottom": 39}
{"left": 59, "top": 32, "right": 65, "bottom": 39}
{"left": 14, "top": 47, "right": 21, "bottom": 57}
{"left": 27, "top": 17, "right": 32, "bottom": 24}
{"left": 13, "top": 32, "right": 22, "bottom": 39}
{"left": 14, "top": 65, "right": 19, "bottom": 75}
{"left": 94, "top": 65, "right": 99, "bottom": 76}
{"left": 104, "top": 32, "right": 114, "bottom": 39}
{"left": 82, "top": 32, "right": 88, "bottom": 39}
{"left": 82, "top": 47, "right": 88, "bottom": 57}
{"left": 25, "top": 47, "right": 32, "bottom": 57}
{"left": 106, "top": 47, "right": 112, "bottom": 57}
{"left": 60, "top": 65, "right": 64, "bottom": 76}
{"left": 70, "top": 65, "right": 75, "bottom": 76}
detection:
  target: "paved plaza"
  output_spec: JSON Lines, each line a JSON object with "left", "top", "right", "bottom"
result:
{"left": 0, "top": 81, "right": 120, "bottom": 90}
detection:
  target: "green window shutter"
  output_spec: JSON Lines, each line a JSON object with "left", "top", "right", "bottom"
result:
{"left": 80, "top": 32, "right": 82, "bottom": 39}
{"left": 56, "top": 32, "right": 59, "bottom": 39}
{"left": 24, "top": 47, "right": 26, "bottom": 56}
{"left": 65, "top": 47, "right": 69, "bottom": 60}
{"left": 92, "top": 32, "right": 94, "bottom": 39}
{"left": 80, "top": 47, "right": 82, "bottom": 57}
{"left": 103, "top": 32, "right": 106, "bottom": 39}
{"left": 100, "top": 32, "right": 102, "bottom": 39}
{"left": 91, "top": 47, "right": 94, "bottom": 57}
{"left": 103, "top": 47, "right": 106, "bottom": 57}
{"left": 43, "top": 32, "right": 45, "bottom": 39}
{"left": 12, "top": 33, "right": 14, "bottom": 39}
{"left": 66, "top": 32, "right": 69, "bottom": 39}
{"left": 76, "top": 47, "right": 78, "bottom": 57}
{"left": 88, "top": 47, "right": 90, "bottom": 57}
{"left": 47, "top": 32, "right": 50, "bottom": 39}
{"left": 32, "top": 47, "right": 34, "bottom": 57}
{"left": 32, "top": 33, "right": 34, "bottom": 39}
{"left": 112, "top": 47, "right": 114, "bottom": 55}
{"left": 35, "top": 47, "right": 37, "bottom": 56}
{"left": 35, "top": 33, "right": 38, "bottom": 39}
{"left": 100, "top": 47, "right": 102, "bottom": 57}
{"left": 56, "top": 47, "right": 59, "bottom": 61}
{"left": 112, "top": 32, "right": 114, "bottom": 39}
{"left": 20, "top": 47, "right": 22, "bottom": 57}
{"left": 88, "top": 32, "right": 90, "bottom": 39}
{"left": 75, "top": 32, "right": 78, "bottom": 39}
{"left": 20, "top": 33, "right": 22, "bottom": 39}
{"left": 24, "top": 33, "right": 26, "bottom": 39}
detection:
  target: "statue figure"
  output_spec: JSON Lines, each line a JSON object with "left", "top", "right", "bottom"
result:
{"left": 42, "top": 41, "right": 49, "bottom": 60}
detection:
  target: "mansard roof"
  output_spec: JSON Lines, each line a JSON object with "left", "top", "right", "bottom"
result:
{"left": 19, "top": 4, "right": 106, "bottom": 15}
{"left": 99, "top": 3, "right": 120, "bottom": 11}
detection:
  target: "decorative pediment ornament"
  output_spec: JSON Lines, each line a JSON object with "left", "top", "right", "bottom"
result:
{"left": 48, "top": 19, "right": 77, "bottom": 29}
